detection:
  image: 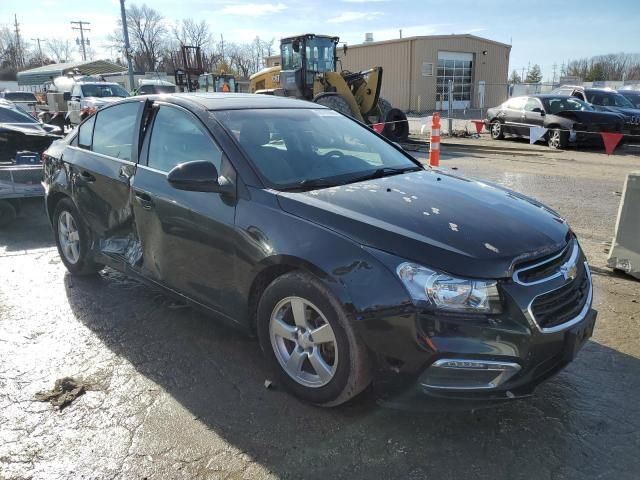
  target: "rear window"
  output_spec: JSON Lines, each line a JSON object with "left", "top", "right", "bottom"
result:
{"left": 0, "top": 106, "right": 38, "bottom": 123}
{"left": 4, "top": 92, "right": 36, "bottom": 102}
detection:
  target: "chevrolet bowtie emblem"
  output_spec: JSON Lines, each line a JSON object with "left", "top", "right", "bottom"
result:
{"left": 560, "top": 261, "right": 578, "bottom": 281}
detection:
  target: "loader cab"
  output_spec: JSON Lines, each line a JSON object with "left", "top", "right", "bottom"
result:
{"left": 280, "top": 34, "right": 339, "bottom": 99}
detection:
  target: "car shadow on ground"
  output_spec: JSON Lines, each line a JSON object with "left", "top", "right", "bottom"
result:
{"left": 63, "top": 269, "right": 640, "bottom": 479}
{"left": 0, "top": 198, "right": 54, "bottom": 252}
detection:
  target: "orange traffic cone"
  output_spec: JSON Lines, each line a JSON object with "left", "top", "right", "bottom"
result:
{"left": 429, "top": 113, "right": 441, "bottom": 167}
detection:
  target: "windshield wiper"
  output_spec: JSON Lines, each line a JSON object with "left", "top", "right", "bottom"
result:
{"left": 346, "top": 166, "right": 422, "bottom": 184}
{"left": 282, "top": 178, "right": 340, "bottom": 192}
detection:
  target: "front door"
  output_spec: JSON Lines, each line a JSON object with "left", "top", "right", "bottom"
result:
{"left": 68, "top": 101, "right": 142, "bottom": 250}
{"left": 131, "top": 103, "right": 238, "bottom": 315}
{"left": 523, "top": 97, "right": 546, "bottom": 127}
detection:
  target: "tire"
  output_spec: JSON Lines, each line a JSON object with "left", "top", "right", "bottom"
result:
{"left": 382, "top": 107, "right": 409, "bottom": 142}
{"left": 313, "top": 93, "right": 356, "bottom": 117}
{"left": 52, "top": 198, "right": 103, "bottom": 275}
{"left": 257, "top": 271, "right": 372, "bottom": 407}
{"left": 547, "top": 128, "right": 568, "bottom": 149}
{"left": 490, "top": 120, "right": 504, "bottom": 140}
{"left": 0, "top": 200, "right": 17, "bottom": 227}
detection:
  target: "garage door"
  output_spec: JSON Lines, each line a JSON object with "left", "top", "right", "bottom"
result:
{"left": 436, "top": 51, "right": 473, "bottom": 110}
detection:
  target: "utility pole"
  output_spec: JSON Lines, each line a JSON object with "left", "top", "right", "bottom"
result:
{"left": 552, "top": 63, "right": 557, "bottom": 84}
{"left": 13, "top": 14, "right": 23, "bottom": 68}
{"left": 119, "top": 0, "right": 135, "bottom": 91}
{"left": 71, "top": 20, "right": 91, "bottom": 61}
{"left": 521, "top": 67, "right": 526, "bottom": 83}
{"left": 31, "top": 37, "right": 45, "bottom": 65}
{"left": 220, "top": 34, "right": 225, "bottom": 63}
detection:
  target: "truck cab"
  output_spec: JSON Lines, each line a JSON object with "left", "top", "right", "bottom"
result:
{"left": 67, "top": 82, "right": 129, "bottom": 126}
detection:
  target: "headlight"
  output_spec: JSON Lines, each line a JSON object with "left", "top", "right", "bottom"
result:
{"left": 396, "top": 262, "right": 502, "bottom": 313}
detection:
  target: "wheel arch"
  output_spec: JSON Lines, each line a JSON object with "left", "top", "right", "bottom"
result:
{"left": 46, "top": 191, "right": 72, "bottom": 222}
{"left": 247, "top": 254, "right": 354, "bottom": 331}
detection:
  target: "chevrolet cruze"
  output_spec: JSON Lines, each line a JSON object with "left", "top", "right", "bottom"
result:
{"left": 43, "top": 93, "right": 596, "bottom": 406}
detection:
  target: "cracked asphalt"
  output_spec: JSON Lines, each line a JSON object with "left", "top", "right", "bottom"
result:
{"left": 1, "top": 140, "right": 639, "bottom": 480}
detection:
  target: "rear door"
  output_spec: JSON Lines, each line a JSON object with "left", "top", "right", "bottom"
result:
{"left": 67, "top": 101, "right": 143, "bottom": 249}
{"left": 503, "top": 97, "right": 527, "bottom": 135}
{"left": 523, "top": 97, "right": 546, "bottom": 129}
{"left": 130, "top": 103, "right": 238, "bottom": 314}
{"left": 68, "top": 85, "right": 82, "bottom": 125}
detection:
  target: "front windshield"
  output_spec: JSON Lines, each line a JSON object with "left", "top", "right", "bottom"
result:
{"left": 0, "top": 106, "right": 39, "bottom": 124}
{"left": 610, "top": 93, "right": 635, "bottom": 108}
{"left": 620, "top": 92, "right": 640, "bottom": 108}
{"left": 305, "top": 38, "right": 335, "bottom": 72}
{"left": 543, "top": 96, "right": 594, "bottom": 114}
{"left": 213, "top": 108, "right": 419, "bottom": 189}
{"left": 81, "top": 84, "right": 129, "bottom": 98}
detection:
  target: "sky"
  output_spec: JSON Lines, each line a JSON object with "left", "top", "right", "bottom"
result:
{"left": 2, "top": 0, "right": 638, "bottom": 81}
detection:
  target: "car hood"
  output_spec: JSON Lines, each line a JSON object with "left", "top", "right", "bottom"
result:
{"left": 595, "top": 105, "right": 640, "bottom": 118}
{"left": 84, "top": 96, "right": 125, "bottom": 106}
{"left": 277, "top": 169, "right": 570, "bottom": 279}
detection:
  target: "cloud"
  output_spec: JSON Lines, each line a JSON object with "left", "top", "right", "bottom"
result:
{"left": 328, "top": 11, "right": 383, "bottom": 23}
{"left": 342, "top": 0, "right": 389, "bottom": 2}
{"left": 221, "top": 3, "right": 287, "bottom": 16}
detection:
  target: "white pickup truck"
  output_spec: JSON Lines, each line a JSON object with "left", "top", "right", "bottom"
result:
{"left": 67, "top": 82, "right": 129, "bottom": 126}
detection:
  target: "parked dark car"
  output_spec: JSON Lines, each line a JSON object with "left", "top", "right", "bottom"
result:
{"left": 617, "top": 89, "right": 640, "bottom": 109}
{"left": 43, "top": 94, "right": 596, "bottom": 406}
{"left": 485, "top": 94, "right": 624, "bottom": 148}
{"left": 553, "top": 86, "right": 640, "bottom": 136}
{"left": 0, "top": 105, "right": 62, "bottom": 162}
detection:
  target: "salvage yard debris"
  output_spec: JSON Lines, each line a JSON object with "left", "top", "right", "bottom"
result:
{"left": 35, "top": 377, "right": 91, "bottom": 410}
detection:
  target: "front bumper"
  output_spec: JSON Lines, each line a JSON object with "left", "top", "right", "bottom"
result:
{"left": 359, "top": 242, "right": 596, "bottom": 402}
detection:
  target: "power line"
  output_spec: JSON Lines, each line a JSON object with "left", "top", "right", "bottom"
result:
{"left": 71, "top": 20, "right": 91, "bottom": 61}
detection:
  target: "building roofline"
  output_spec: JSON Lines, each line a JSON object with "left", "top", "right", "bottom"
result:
{"left": 346, "top": 33, "right": 512, "bottom": 50}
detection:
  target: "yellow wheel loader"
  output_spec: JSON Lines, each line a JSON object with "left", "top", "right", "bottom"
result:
{"left": 250, "top": 33, "right": 409, "bottom": 141}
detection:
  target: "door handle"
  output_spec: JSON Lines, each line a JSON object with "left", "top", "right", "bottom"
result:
{"left": 78, "top": 170, "right": 96, "bottom": 183}
{"left": 134, "top": 190, "right": 154, "bottom": 209}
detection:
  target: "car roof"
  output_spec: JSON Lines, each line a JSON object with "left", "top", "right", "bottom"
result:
{"left": 137, "top": 92, "right": 324, "bottom": 111}
{"left": 530, "top": 94, "right": 579, "bottom": 99}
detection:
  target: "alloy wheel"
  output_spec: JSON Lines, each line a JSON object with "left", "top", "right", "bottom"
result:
{"left": 58, "top": 210, "right": 81, "bottom": 264}
{"left": 269, "top": 296, "right": 338, "bottom": 388}
{"left": 549, "top": 130, "right": 561, "bottom": 148}
{"left": 491, "top": 122, "right": 501, "bottom": 138}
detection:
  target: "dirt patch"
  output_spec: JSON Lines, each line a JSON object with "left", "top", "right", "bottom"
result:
{"left": 35, "top": 377, "right": 91, "bottom": 410}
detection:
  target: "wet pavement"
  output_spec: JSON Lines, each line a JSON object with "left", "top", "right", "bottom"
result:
{"left": 1, "top": 143, "right": 639, "bottom": 479}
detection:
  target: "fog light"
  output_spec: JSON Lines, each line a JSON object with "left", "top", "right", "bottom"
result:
{"left": 420, "top": 358, "right": 521, "bottom": 390}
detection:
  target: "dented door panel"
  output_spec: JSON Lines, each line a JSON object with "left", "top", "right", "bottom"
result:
{"left": 131, "top": 165, "right": 237, "bottom": 316}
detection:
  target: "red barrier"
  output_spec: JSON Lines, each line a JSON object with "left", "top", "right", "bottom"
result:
{"left": 372, "top": 123, "right": 384, "bottom": 134}
{"left": 471, "top": 120, "right": 484, "bottom": 135}
{"left": 600, "top": 132, "right": 624, "bottom": 155}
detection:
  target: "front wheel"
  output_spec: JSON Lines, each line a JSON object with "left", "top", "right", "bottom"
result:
{"left": 490, "top": 120, "right": 504, "bottom": 140}
{"left": 257, "top": 272, "right": 372, "bottom": 406}
{"left": 53, "top": 198, "right": 103, "bottom": 275}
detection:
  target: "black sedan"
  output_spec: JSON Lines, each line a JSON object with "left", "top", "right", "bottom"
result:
{"left": 43, "top": 93, "right": 596, "bottom": 406}
{"left": 486, "top": 94, "right": 624, "bottom": 149}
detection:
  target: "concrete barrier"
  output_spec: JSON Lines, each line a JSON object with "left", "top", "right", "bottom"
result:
{"left": 608, "top": 172, "right": 640, "bottom": 280}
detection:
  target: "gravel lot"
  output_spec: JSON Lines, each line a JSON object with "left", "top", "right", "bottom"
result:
{"left": 1, "top": 139, "right": 639, "bottom": 480}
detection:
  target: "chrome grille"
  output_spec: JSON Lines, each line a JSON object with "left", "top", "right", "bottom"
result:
{"left": 513, "top": 240, "right": 578, "bottom": 286}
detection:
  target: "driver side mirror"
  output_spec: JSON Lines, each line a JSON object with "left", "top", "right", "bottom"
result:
{"left": 532, "top": 107, "right": 545, "bottom": 115}
{"left": 167, "top": 160, "right": 234, "bottom": 194}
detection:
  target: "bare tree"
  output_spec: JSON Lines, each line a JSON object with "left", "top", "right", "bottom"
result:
{"left": 566, "top": 53, "right": 640, "bottom": 81}
{"left": 47, "top": 39, "right": 73, "bottom": 63}
{"left": 111, "top": 3, "right": 167, "bottom": 72}
{"left": 173, "top": 18, "right": 211, "bottom": 48}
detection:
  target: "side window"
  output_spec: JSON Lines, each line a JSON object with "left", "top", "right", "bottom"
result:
{"left": 506, "top": 97, "right": 525, "bottom": 110}
{"left": 92, "top": 102, "right": 140, "bottom": 161}
{"left": 78, "top": 115, "right": 95, "bottom": 149}
{"left": 524, "top": 98, "right": 542, "bottom": 112}
{"left": 147, "top": 106, "right": 222, "bottom": 172}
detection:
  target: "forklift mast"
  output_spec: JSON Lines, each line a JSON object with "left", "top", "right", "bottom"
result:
{"left": 174, "top": 45, "right": 205, "bottom": 92}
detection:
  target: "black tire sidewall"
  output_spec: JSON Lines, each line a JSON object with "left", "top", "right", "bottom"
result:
{"left": 52, "top": 198, "right": 100, "bottom": 275}
{"left": 257, "top": 272, "right": 358, "bottom": 406}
